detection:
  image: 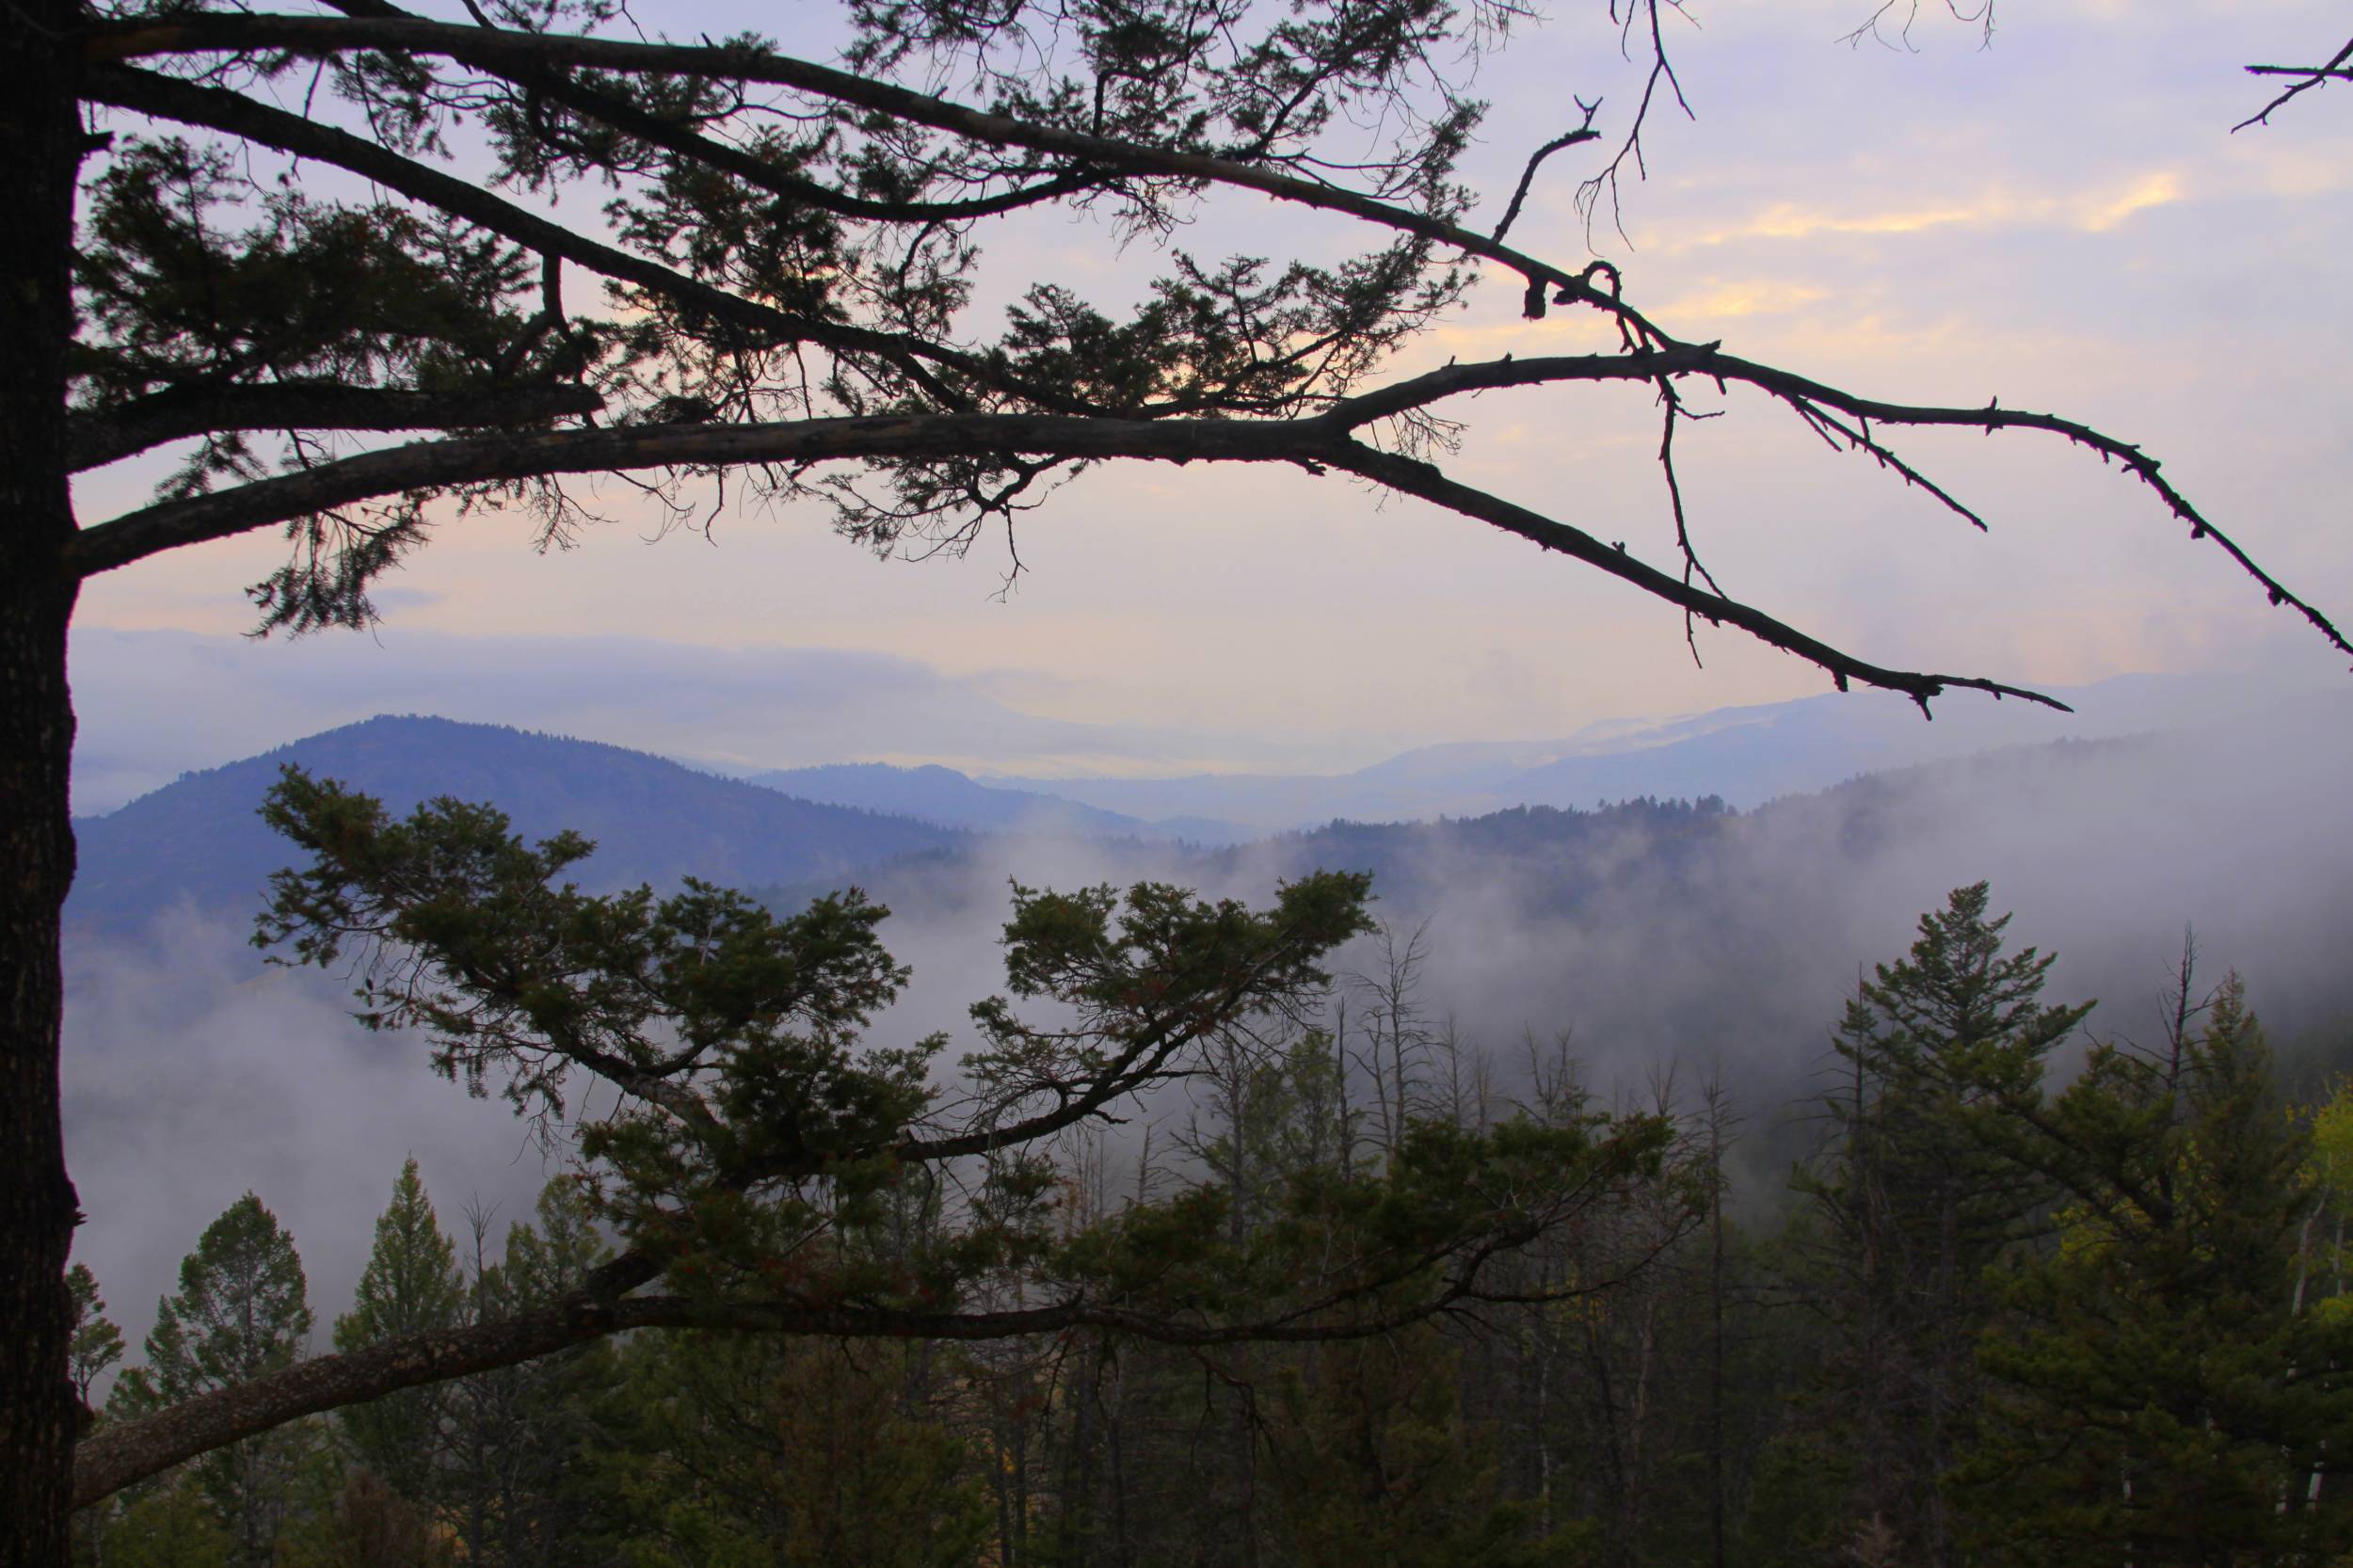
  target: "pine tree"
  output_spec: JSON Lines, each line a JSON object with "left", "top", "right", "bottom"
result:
{"left": 1801, "top": 883, "right": 2091, "bottom": 1565}
{"left": 96, "top": 1485, "right": 229, "bottom": 1568}
{"left": 445, "top": 1180, "right": 624, "bottom": 1568}
{"left": 65, "top": 1265, "right": 125, "bottom": 1568}
{"left": 1957, "top": 972, "right": 2353, "bottom": 1564}
{"left": 605, "top": 1334, "right": 990, "bottom": 1568}
{"left": 131, "top": 1195, "right": 317, "bottom": 1568}
{"left": 333, "top": 1159, "right": 465, "bottom": 1509}
{"left": 66, "top": 1264, "right": 125, "bottom": 1410}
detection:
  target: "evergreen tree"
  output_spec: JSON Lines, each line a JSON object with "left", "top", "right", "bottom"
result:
{"left": 445, "top": 1180, "right": 625, "bottom": 1568}
{"left": 66, "top": 1265, "right": 126, "bottom": 1568}
{"left": 1800, "top": 883, "right": 2091, "bottom": 1565}
{"left": 132, "top": 1195, "right": 317, "bottom": 1568}
{"left": 606, "top": 1334, "right": 989, "bottom": 1568}
{"left": 281, "top": 1471, "right": 448, "bottom": 1568}
{"left": 1263, "top": 1326, "right": 1590, "bottom": 1568}
{"left": 333, "top": 1159, "right": 465, "bottom": 1509}
{"left": 65, "top": 1264, "right": 125, "bottom": 1411}
{"left": 1957, "top": 972, "right": 2353, "bottom": 1564}
{"left": 96, "top": 1484, "right": 229, "bottom": 1568}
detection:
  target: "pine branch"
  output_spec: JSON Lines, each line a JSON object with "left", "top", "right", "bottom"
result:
{"left": 86, "top": 64, "right": 1018, "bottom": 416}
{"left": 68, "top": 381, "right": 603, "bottom": 472}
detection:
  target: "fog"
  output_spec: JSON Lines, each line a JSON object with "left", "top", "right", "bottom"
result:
{"left": 65, "top": 626, "right": 1344, "bottom": 818}
{"left": 63, "top": 914, "right": 565, "bottom": 1358}
{"left": 64, "top": 691, "right": 2353, "bottom": 1364}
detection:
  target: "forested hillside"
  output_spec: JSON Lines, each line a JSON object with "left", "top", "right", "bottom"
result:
{"left": 67, "top": 717, "right": 966, "bottom": 935}
{"left": 57, "top": 709, "right": 2353, "bottom": 1567}
{"left": 70, "top": 873, "right": 2353, "bottom": 1568}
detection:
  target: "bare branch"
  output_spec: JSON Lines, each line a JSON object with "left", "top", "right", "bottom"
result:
{"left": 68, "top": 381, "right": 602, "bottom": 472}
{"left": 1325, "top": 435, "right": 2060, "bottom": 713}
{"left": 65, "top": 410, "right": 1325, "bottom": 573}
{"left": 1325, "top": 350, "right": 2353, "bottom": 664}
{"left": 73, "top": 336, "right": 2350, "bottom": 703}
{"left": 1491, "top": 113, "right": 1603, "bottom": 243}
{"left": 2237, "top": 34, "right": 2353, "bottom": 130}
{"left": 57, "top": 398, "right": 2020, "bottom": 711}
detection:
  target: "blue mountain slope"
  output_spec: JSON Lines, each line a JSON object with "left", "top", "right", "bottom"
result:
{"left": 747, "top": 762, "right": 1147, "bottom": 835}
{"left": 70, "top": 715, "right": 965, "bottom": 936}
{"left": 981, "top": 672, "right": 2300, "bottom": 824}
{"left": 747, "top": 761, "right": 1252, "bottom": 844}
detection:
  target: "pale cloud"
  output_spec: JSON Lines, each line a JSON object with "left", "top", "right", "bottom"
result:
{"left": 1653, "top": 280, "right": 1832, "bottom": 322}
{"left": 1683, "top": 168, "right": 2187, "bottom": 249}
{"left": 1734, "top": 199, "right": 1993, "bottom": 243}
{"left": 1418, "top": 308, "right": 1620, "bottom": 361}
{"left": 2076, "top": 171, "right": 2185, "bottom": 232}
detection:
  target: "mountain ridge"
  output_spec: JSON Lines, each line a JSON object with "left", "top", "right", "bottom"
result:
{"left": 69, "top": 715, "right": 968, "bottom": 936}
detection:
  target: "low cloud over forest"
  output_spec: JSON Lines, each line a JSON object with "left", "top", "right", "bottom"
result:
{"left": 62, "top": 690, "right": 2353, "bottom": 1349}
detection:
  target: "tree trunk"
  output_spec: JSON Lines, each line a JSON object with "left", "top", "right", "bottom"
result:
{"left": 0, "top": 7, "right": 88, "bottom": 1568}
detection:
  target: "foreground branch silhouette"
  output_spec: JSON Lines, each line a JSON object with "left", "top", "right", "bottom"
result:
{"left": 72, "top": 770, "right": 1684, "bottom": 1508}
{"left": 7, "top": 1, "right": 2349, "bottom": 1560}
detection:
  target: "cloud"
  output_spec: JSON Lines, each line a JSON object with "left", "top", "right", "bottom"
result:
{"left": 1653, "top": 280, "right": 1833, "bottom": 322}
{"left": 1682, "top": 168, "right": 2187, "bottom": 249}
{"left": 67, "top": 627, "right": 1286, "bottom": 815}
{"left": 2076, "top": 171, "right": 2184, "bottom": 232}
{"left": 63, "top": 910, "right": 555, "bottom": 1359}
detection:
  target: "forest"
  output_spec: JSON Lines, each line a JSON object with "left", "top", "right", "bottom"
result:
{"left": 16, "top": 0, "right": 2353, "bottom": 1561}
{"left": 63, "top": 784, "right": 2353, "bottom": 1567}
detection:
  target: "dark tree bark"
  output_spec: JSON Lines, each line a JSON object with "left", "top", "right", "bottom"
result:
{"left": 0, "top": 4, "right": 89, "bottom": 1566}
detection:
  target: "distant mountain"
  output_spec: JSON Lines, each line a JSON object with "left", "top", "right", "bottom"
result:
{"left": 69, "top": 715, "right": 965, "bottom": 936}
{"left": 744, "top": 762, "right": 1248, "bottom": 844}
{"left": 791, "top": 712, "right": 2353, "bottom": 1086}
{"left": 979, "top": 671, "right": 2308, "bottom": 826}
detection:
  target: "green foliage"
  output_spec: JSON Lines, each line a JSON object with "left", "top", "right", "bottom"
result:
{"left": 96, "top": 859, "right": 2353, "bottom": 1568}
{"left": 443, "top": 1177, "right": 630, "bottom": 1568}
{"left": 120, "top": 1193, "right": 319, "bottom": 1568}
{"left": 99, "top": 1480, "right": 232, "bottom": 1568}
{"left": 66, "top": 1262, "right": 126, "bottom": 1406}
{"left": 1732, "top": 1426, "right": 1855, "bottom": 1568}
{"left": 280, "top": 1471, "right": 452, "bottom": 1568}
{"left": 1957, "top": 974, "right": 2353, "bottom": 1565}
{"left": 605, "top": 1335, "right": 989, "bottom": 1568}
{"left": 255, "top": 770, "right": 1387, "bottom": 1316}
{"left": 136, "top": 1194, "right": 314, "bottom": 1401}
{"left": 1796, "top": 881, "right": 2091, "bottom": 1562}
{"left": 1265, "top": 1327, "right": 1594, "bottom": 1568}
{"left": 333, "top": 1159, "right": 466, "bottom": 1506}
{"left": 76, "top": 139, "right": 542, "bottom": 408}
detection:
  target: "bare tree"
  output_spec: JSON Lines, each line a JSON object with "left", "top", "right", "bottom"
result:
{"left": 1346, "top": 919, "right": 1437, "bottom": 1156}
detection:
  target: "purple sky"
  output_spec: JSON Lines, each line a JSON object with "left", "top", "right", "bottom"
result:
{"left": 66, "top": 0, "right": 2353, "bottom": 792}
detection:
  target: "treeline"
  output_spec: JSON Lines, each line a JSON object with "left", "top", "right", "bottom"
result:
{"left": 70, "top": 884, "right": 2353, "bottom": 1567}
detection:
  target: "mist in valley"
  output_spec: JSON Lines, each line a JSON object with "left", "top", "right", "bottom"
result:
{"left": 61, "top": 692, "right": 2353, "bottom": 1358}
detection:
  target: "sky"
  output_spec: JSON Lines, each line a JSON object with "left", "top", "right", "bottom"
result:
{"left": 56, "top": 0, "right": 2353, "bottom": 1352}
{"left": 64, "top": 0, "right": 2353, "bottom": 797}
